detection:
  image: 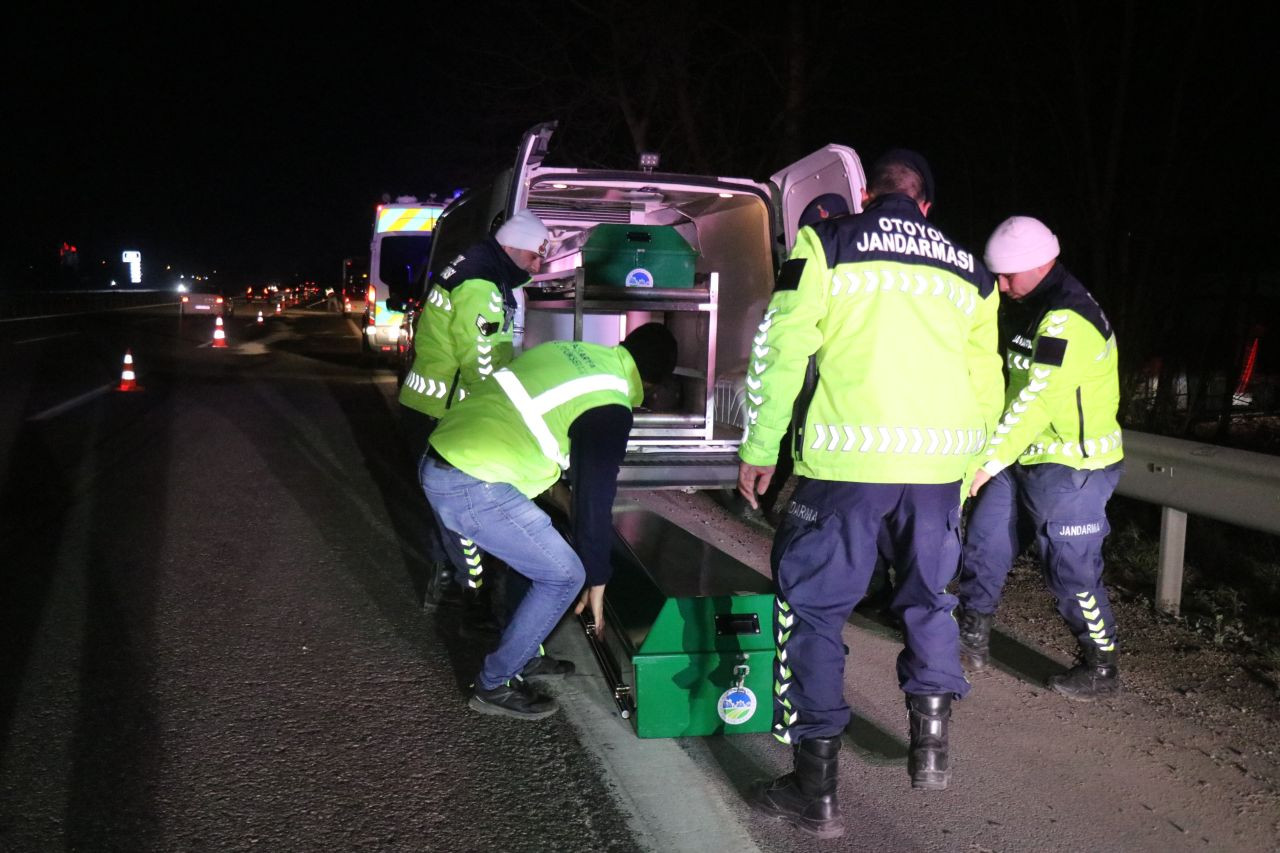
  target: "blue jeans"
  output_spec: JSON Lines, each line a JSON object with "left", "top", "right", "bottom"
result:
{"left": 419, "top": 457, "right": 584, "bottom": 689}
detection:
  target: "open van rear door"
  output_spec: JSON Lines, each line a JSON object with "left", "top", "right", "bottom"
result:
{"left": 507, "top": 121, "right": 559, "bottom": 213}
{"left": 770, "top": 145, "right": 866, "bottom": 253}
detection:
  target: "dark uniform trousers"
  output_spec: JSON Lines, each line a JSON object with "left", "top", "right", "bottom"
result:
{"left": 401, "top": 406, "right": 472, "bottom": 583}
{"left": 958, "top": 462, "right": 1124, "bottom": 651}
{"left": 770, "top": 478, "right": 969, "bottom": 743}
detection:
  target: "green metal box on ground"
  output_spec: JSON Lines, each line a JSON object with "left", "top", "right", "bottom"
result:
{"left": 599, "top": 503, "right": 776, "bottom": 738}
{"left": 581, "top": 225, "right": 698, "bottom": 289}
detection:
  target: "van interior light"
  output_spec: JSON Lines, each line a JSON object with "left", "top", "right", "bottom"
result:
{"left": 639, "top": 152, "right": 660, "bottom": 173}
{"left": 719, "top": 192, "right": 734, "bottom": 198}
{"left": 552, "top": 183, "right": 569, "bottom": 189}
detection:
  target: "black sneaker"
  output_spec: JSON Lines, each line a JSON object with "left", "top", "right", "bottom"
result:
{"left": 520, "top": 654, "right": 575, "bottom": 679}
{"left": 469, "top": 676, "right": 558, "bottom": 720}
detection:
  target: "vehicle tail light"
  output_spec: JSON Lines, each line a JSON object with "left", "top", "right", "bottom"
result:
{"left": 216, "top": 296, "right": 224, "bottom": 304}
{"left": 367, "top": 285, "right": 376, "bottom": 304}
{"left": 181, "top": 296, "right": 189, "bottom": 303}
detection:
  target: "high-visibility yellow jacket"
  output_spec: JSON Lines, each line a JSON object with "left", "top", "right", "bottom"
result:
{"left": 399, "top": 237, "right": 528, "bottom": 418}
{"left": 429, "top": 340, "right": 643, "bottom": 499}
{"left": 982, "top": 263, "right": 1123, "bottom": 474}
{"left": 738, "top": 193, "right": 1004, "bottom": 485}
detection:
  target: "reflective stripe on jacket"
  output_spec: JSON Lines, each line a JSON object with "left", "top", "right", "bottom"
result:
{"left": 429, "top": 341, "right": 643, "bottom": 498}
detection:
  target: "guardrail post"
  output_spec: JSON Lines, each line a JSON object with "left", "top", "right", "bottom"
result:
{"left": 1155, "top": 506, "right": 1187, "bottom": 616}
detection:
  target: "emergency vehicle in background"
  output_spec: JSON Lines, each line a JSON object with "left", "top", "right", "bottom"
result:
{"left": 361, "top": 197, "right": 445, "bottom": 359}
{"left": 338, "top": 256, "right": 368, "bottom": 317}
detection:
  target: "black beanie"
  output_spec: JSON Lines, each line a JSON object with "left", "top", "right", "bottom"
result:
{"left": 621, "top": 323, "right": 678, "bottom": 383}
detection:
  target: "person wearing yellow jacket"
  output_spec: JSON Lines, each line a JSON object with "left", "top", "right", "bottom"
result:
{"left": 956, "top": 216, "right": 1125, "bottom": 702}
{"left": 421, "top": 325, "right": 677, "bottom": 721}
{"left": 738, "top": 149, "right": 1003, "bottom": 835}
{"left": 398, "top": 210, "right": 551, "bottom": 607}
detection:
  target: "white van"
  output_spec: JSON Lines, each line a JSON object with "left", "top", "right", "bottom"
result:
{"left": 411, "top": 122, "right": 865, "bottom": 488}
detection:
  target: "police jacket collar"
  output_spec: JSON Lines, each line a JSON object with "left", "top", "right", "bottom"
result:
{"left": 1021, "top": 260, "right": 1067, "bottom": 306}
{"left": 445, "top": 235, "right": 530, "bottom": 295}
{"left": 865, "top": 192, "right": 923, "bottom": 215}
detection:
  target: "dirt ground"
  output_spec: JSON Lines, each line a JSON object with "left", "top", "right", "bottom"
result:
{"left": 629, "top": 485, "right": 1280, "bottom": 847}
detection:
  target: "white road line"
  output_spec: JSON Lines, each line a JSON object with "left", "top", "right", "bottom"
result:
{"left": 14, "top": 331, "right": 80, "bottom": 345}
{"left": 547, "top": 625, "right": 764, "bottom": 853}
{"left": 0, "top": 302, "right": 175, "bottom": 323}
{"left": 27, "top": 383, "right": 115, "bottom": 422}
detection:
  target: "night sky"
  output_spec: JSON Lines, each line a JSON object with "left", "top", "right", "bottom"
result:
{"left": 5, "top": 2, "right": 1277, "bottom": 311}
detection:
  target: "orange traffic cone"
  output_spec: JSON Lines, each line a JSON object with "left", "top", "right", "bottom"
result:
{"left": 274, "top": 302, "right": 282, "bottom": 315}
{"left": 212, "top": 316, "right": 228, "bottom": 348}
{"left": 256, "top": 310, "right": 264, "bottom": 324}
{"left": 117, "top": 349, "right": 141, "bottom": 392}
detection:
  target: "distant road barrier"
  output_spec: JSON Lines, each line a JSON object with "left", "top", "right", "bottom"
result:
{"left": 1117, "top": 430, "right": 1280, "bottom": 616}
{"left": 0, "top": 289, "right": 176, "bottom": 321}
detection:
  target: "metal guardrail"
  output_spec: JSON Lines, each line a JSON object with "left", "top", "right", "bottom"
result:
{"left": 1116, "top": 430, "right": 1280, "bottom": 615}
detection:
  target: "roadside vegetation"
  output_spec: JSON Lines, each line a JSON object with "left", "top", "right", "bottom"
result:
{"left": 1104, "top": 496, "right": 1280, "bottom": 692}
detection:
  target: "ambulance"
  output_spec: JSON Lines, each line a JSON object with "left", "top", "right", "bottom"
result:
{"left": 362, "top": 196, "right": 445, "bottom": 358}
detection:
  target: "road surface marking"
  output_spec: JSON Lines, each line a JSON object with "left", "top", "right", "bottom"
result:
{"left": 14, "top": 331, "right": 80, "bottom": 345}
{"left": 27, "top": 383, "right": 114, "bottom": 422}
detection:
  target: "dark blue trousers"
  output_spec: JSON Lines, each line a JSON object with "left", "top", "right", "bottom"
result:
{"left": 770, "top": 478, "right": 968, "bottom": 743}
{"left": 958, "top": 462, "right": 1124, "bottom": 653}
{"left": 400, "top": 406, "right": 474, "bottom": 584}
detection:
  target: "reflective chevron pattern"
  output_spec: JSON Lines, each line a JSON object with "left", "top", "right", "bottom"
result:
{"left": 403, "top": 370, "right": 449, "bottom": 399}
{"left": 772, "top": 598, "right": 798, "bottom": 744}
{"left": 808, "top": 424, "right": 986, "bottom": 456}
{"left": 1075, "top": 591, "right": 1114, "bottom": 652}
{"left": 461, "top": 537, "right": 483, "bottom": 589}
{"left": 741, "top": 308, "right": 778, "bottom": 444}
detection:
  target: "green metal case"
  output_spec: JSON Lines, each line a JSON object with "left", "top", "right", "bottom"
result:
{"left": 604, "top": 504, "right": 776, "bottom": 738}
{"left": 581, "top": 225, "right": 698, "bottom": 289}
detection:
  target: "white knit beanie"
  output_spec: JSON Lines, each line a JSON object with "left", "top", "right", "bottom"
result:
{"left": 494, "top": 210, "right": 551, "bottom": 255}
{"left": 984, "top": 216, "right": 1060, "bottom": 274}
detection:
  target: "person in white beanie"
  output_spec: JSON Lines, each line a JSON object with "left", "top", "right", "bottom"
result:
{"left": 956, "top": 216, "right": 1127, "bottom": 702}
{"left": 398, "top": 209, "right": 570, "bottom": 679}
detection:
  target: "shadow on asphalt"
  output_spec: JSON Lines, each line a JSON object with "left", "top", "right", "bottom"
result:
{"left": 986, "top": 629, "right": 1067, "bottom": 684}
{"left": 698, "top": 734, "right": 777, "bottom": 794}
{"left": 65, "top": 384, "right": 173, "bottom": 849}
{"left": 0, "top": 312, "right": 180, "bottom": 848}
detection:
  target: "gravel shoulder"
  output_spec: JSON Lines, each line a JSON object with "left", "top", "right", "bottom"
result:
{"left": 625, "top": 486, "right": 1280, "bottom": 851}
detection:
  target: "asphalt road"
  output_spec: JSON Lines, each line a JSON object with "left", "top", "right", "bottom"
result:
{"left": 1, "top": 301, "right": 1276, "bottom": 852}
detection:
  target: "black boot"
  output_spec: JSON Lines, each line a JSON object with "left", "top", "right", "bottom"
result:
{"left": 1049, "top": 644, "right": 1120, "bottom": 701}
{"left": 907, "top": 694, "right": 951, "bottom": 790}
{"left": 956, "top": 607, "right": 993, "bottom": 671}
{"left": 458, "top": 586, "right": 502, "bottom": 640}
{"left": 749, "top": 736, "right": 843, "bottom": 839}
{"left": 423, "top": 562, "right": 463, "bottom": 609}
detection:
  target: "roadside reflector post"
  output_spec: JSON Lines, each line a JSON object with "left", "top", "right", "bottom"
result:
{"left": 1156, "top": 506, "right": 1187, "bottom": 617}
